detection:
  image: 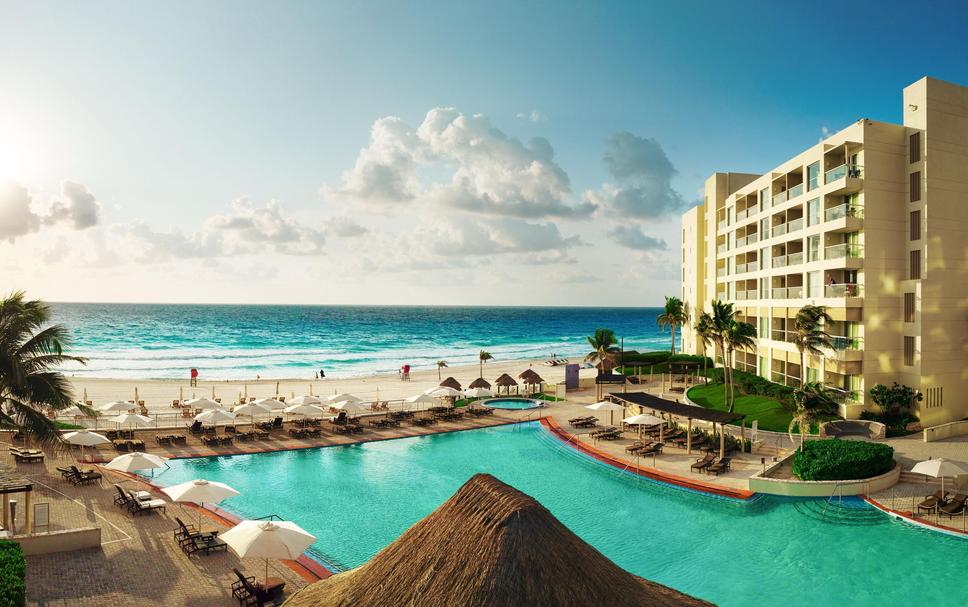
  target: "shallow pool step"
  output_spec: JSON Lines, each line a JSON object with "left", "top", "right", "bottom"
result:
{"left": 792, "top": 498, "right": 889, "bottom": 526}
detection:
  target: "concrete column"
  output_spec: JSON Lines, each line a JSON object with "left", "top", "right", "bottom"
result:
{"left": 687, "top": 418, "right": 693, "bottom": 454}
{"left": 720, "top": 429, "right": 726, "bottom": 459}
{"left": 1, "top": 494, "right": 7, "bottom": 530}
{"left": 24, "top": 491, "right": 32, "bottom": 534}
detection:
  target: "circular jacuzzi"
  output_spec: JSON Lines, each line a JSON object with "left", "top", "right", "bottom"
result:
{"left": 480, "top": 397, "right": 544, "bottom": 410}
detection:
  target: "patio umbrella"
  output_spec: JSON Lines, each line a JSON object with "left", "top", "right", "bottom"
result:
{"left": 104, "top": 451, "right": 169, "bottom": 473}
{"left": 464, "top": 387, "right": 492, "bottom": 400}
{"left": 622, "top": 414, "right": 665, "bottom": 441}
{"left": 494, "top": 373, "right": 518, "bottom": 395}
{"left": 424, "top": 386, "right": 461, "bottom": 398}
{"left": 220, "top": 519, "right": 316, "bottom": 585}
{"left": 233, "top": 402, "right": 271, "bottom": 425}
{"left": 911, "top": 458, "right": 968, "bottom": 495}
{"left": 99, "top": 400, "right": 136, "bottom": 413}
{"left": 107, "top": 413, "right": 154, "bottom": 429}
{"left": 585, "top": 401, "right": 625, "bottom": 425}
{"left": 289, "top": 395, "right": 322, "bottom": 406}
{"left": 325, "top": 393, "right": 360, "bottom": 404}
{"left": 63, "top": 430, "right": 110, "bottom": 462}
{"left": 254, "top": 398, "right": 286, "bottom": 411}
{"left": 405, "top": 393, "right": 438, "bottom": 411}
{"left": 331, "top": 401, "right": 366, "bottom": 417}
{"left": 195, "top": 409, "right": 236, "bottom": 426}
{"left": 284, "top": 404, "right": 325, "bottom": 417}
{"left": 185, "top": 398, "right": 221, "bottom": 411}
{"left": 61, "top": 404, "right": 86, "bottom": 417}
{"left": 161, "top": 478, "right": 240, "bottom": 528}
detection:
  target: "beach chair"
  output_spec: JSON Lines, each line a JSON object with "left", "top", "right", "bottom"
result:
{"left": 706, "top": 457, "right": 732, "bottom": 476}
{"left": 271, "top": 417, "right": 283, "bottom": 429}
{"left": 113, "top": 484, "right": 151, "bottom": 507}
{"left": 917, "top": 490, "right": 948, "bottom": 513}
{"left": 126, "top": 490, "right": 166, "bottom": 515}
{"left": 174, "top": 517, "right": 218, "bottom": 549}
{"left": 690, "top": 453, "right": 716, "bottom": 473}
{"left": 67, "top": 465, "right": 102, "bottom": 485}
{"left": 231, "top": 568, "right": 286, "bottom": 606}
{"left": 188, "top": 420, "right": 203, "bottom": 434}
{"left": 184, "top": 532, "right": 228, "bottom": 556}
{"left": 938, "top": 494, "right": 967, "bottom": 518}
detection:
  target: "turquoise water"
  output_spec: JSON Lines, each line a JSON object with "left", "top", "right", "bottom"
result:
{"left": 484, "top": 398, "right": 542, "bottom": 410}
{"left": 148, "top": 423, "right": 967, "bottom": 606}
{"left": 50, "top": 304, "right": 668, "bottom": 379}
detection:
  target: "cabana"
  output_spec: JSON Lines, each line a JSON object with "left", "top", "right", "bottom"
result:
{"left": 468, "top": 377, "right": 491, "bottom": 390}
{"left": 494, "top": 373, "right": 519, "bottom": 395}
{"left": 518, "top": 369, "right": 545, "bottom": 394}
{"left": 439, "top": 377, "right": 462, "bottom": 391}
{"left": 0, "top": 468, "right": 34, "bottom": 534}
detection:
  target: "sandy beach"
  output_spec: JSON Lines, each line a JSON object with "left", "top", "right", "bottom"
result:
{"left": 67, "top": 357, "right": 589, "bottom": 413}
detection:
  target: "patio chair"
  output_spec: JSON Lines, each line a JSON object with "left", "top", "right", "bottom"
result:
{"left": 231, "top": 568, "right": 286, "bottom": 606}
{"left": 938, "top": 494, "right": 967, "bottom": 519}
{"left": 184, "top": 532, "right": 228, "bottom": 556}
{"left": 707, "top": 457, "right": 733, "bottom": 476}
{"left": 113, "top": 483, "right": 151, "bottom": 507}
{"left": 188, "top": 420, "right": 203, "bottom": 434}
{"left": 174, "top": 517, "right": 218, "bottom": 549}
{"left": 126, "top": 490, "right": 166, "bottom": 515}
{"left": 690, "top": 453, "right": 717, "bottom": 473}
{"left": 916, "top": 490, "right": 948, "bottom": 513}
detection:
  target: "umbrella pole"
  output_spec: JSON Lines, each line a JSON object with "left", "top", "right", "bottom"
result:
{"left": 265, "top": 558, "right": 269, "bottom": 585}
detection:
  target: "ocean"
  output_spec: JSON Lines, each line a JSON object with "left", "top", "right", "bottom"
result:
{"left": 49, "top": 303, "right": 672, "bottom": 379}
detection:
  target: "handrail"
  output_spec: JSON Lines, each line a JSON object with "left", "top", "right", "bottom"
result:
{"left": 822, "top": 481, "right": 851, "bottom": 518}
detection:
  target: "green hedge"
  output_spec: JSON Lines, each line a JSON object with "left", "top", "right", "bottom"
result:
{"left": 0, "top": 540, "right": 25, "bottom": 607}
{"left": 792, "top": 440, "right": 894, "bottom": 481}
{"left": 709, "top": 368, "right": 794, "bottom": 403}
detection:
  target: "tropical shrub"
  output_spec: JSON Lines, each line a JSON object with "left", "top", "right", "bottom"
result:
{"left": 791, "top": 439, "right": 894, "bottom": 481}
{"left": 706, "top": 369, "right": 794, "bottom": 404}
{"left": 0, "top": 540, "right": 25, "bottom": 607}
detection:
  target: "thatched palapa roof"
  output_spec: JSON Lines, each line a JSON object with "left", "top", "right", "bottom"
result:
{"left": 468, "top": 377, "right": 491, "bottom": 389}
{"left": 494, "top": 373, "right": 518, "bottom": 387}
{"left": 285, "top": 474, "right": 713, "bottom": 607}
{"left": 518, "top": 369, "right": 545, "bottom": 384}
{"left": 439, "top": 376, "right": 462, "bottom": 391}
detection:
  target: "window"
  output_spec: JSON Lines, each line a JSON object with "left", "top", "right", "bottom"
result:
{"left": 807, "top": 162, "right": 820, "bottom": 190}
{"left": 904, "top": 292, "right": 915, "bottom": 322}
{"left": 903, "top": 336, "right": 916, "bottom": 366}
{"left": 806, "top": 367, "right": 819, "bottom": 383}
{"left": 924, "top": 386, "right": 943, "bottom": 409}
{"left": 806, "top": 198, "right": 821, "bottom": 226}
{"left": 808, "top": 235, "right": 821, "bottom": 262}
{"left": 760, "top": 218, "right": 770, "bottom": 239}
{"left": 807, "top": 271, "right": 821, "bottom": 297}
{"left": 910, "top": 210, "right": 921, "bottom": 241}
{"left": 759, "top": 317, "right": 768, "bottom": 339}
{"left": 910, "top": 132, "right": 921, "bottom": 163}
{"left": 760, "top": 187, "right": 770, "bottom": 212}
{"left": 910, "top": 249, "right": 922, "bottom": 279}
{"left": 910, "top": 172, "right": 921, "bottom": 202}
{"left": 760, "top": 247, "right": 769, "bottom": 270}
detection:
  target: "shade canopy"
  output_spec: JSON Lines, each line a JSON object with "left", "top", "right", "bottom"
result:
{"left": 185, "top": 398, "right": 221, "bottom": 410}
{"left": 439, "top": 377, "right": 462, "bottom": 391}
{"left": 464, "top": 387, "right": 493, "bottom": 398}
{"left": 62, "top": 430, "right": 110, "bottom": 446}
{"left": 585, "top": 401, "right": 626, "bottom": 412}
{"left": 610, "top": 392, "right": 746, "bottom": 425}
{"left": 104, "top": 452, "right": 169, "bottom": 472}
{"left": 194, "top": 409, "right": 237, "bottom": 425}
{"left": 406, "top": 393, "right": 438, "bottom": 405}
{"left": 494, "top": 373, "right": 518, "bottom": 387}
{"left": 161, "top": 478, "right": 239, "bottom": 505}
{"left": 424, "top": 386, "right": 461, "bottom": 398}
{"left": 221, "top": 519, "right": 316, "bottom": 561}
{"left": 289, "top": 395, "right": 322, "bottom": 406}
{"left": 331, "top": 400, "right": 366, "bottom": 414}
{"left": 519, "top": 369, "right": 545, "bottom": 384}
{"left": 99, "top": 401, "right": 136, "bottom": 413}
{"left": 468, "top": 378, "right": 491, "bottom": 390}
{"left": 233, "top": 403, "right": 271, "bottom": 416}
{"left": 284, "top": 404, "right": 325, "bottom": 416}
{"left": 622, "top": 414, "right": 665, "bottom": 426}
{"left": 107, "top": 413, "right": 154, "bottom": 427}
{"left": 326, "top": 393, "right": 360, "bottom": 403}
{"left": 911, "top": 458, "right": 968, "bottom": 478}
{"left": 254, "top": 398, "right": 287, "bottom": 411}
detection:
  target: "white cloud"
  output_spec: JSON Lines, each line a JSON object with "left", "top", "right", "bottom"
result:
{"left": 516, "top": 110, "right": 542, "bottom": 123}
{"left": 0, "top": 180, "right": 102, "bottom": 242}
{"left": 585, "top": 132, "right": 687, "bottom": 220}
{"left": 44, "top": 181, "right": 101, "bottom": 230}
{"left": 329, "top": 107, "right": 593, "bottom": 218}
{"left": 204, "top": 198, "right": 325, "bottom": 255}
{"left": 326, "top": 216, "right": 368, "bottom": 238}
{"left": 0, "top": 181, "right": 40, "bottom": 242}
{"left": 608, "top": 224, "right": 668, "bottom": 251}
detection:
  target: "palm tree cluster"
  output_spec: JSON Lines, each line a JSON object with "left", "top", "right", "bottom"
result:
{"left": 0, "top": 292, "right": 86, "bottom": 446}
{"left": 656, "top": 296, "right": 688, "bottom": 354}
{"left": 584, "top": 328, "right": 620, "bottom": 373}
{"left": 788, "top": 382, "right": 838, "bottom": 451}
{"left": 790, "top": 305, "right": 833, "bottom": 386}
{"left": 694, "top": 301, "right": 757, "bottom": 412}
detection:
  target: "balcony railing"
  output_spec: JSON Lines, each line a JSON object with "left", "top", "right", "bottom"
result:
{"left": 829, "top": 335, "right": 864, "bottom": 351}
{"left": 736, "top": 208, "right": 751, "bottom": 221}
{"left": 718, "top": 220, "right": 728, "bottom": 231}
{"left": 824, "top": 204, "right": 864, "bottom": 222}
{"left": 786, "top": 217, "right": 804, "bottom": 232}
{"left": 735, "top": 261, "right": 759, "bottom": 274}
{"left": 787, "top": 183, "right": 804, "bottom": 199}
{"left": 824, "top": 283, "right": 861, "bottom": 297}
{"left": 773, "top": 190, "right": 788, "bottom": 205}
{"left": 717, "top": 243, "right": 727, "bottom": 254}
{"left": 773, "top": 251, "right": 804, "bottom": 268}
{"left": 735, "top": 233, "right": 758, "bottom": 247}
{"left": 771, "top": 372, "right": 802, "bottom": 388}
{"left": 825, "top": 163, "right": 864, "bottom": 184}
{"left": 772, "top": 223, "right": 788, "bottom": 237}
{"left": 735, "top": 290, "right": 748, "bottom": 300}
{"left": 825, "top": 243, "right": 864, "bottom": 260}
{"left": 716, "top": 267, "right": 727, "bottom": 277}
{"left": 771, "top": 286, "right": 804, "bottom": 299}
{"left": 770, "top": 329, "right": 795, "bottom": 343}
{"left": 829, "top": 387, "right": 862, "bottom": 404}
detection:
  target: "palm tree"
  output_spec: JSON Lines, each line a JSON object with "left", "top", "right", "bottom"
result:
{"left": 723, "top": 320, "right": 757, "bottom": 412}
{"left": 0, "top": 292, "right": 87, "bottom": 446}
{"left": 584, "top": 328, "right": 620, "bottom": 373}
{"left": 695, "top": 312, "right": 714, "bottom": 382}
{"left": 709, "top": 300, "right": 735, "bottom": 405}
{"left": 656, "top": 296, "right": 688, "bottom": 354}
{"left": 435, "top": 360, "right": 448, "bottom": 381}
{"left": 788, "top": 382, "right": 838, "bottom": 451}
{"left": 790, "top": 305, "right": 833, "bottom": 386}
{"left": 478, "top": 350, "right": 493, "bottom": 378}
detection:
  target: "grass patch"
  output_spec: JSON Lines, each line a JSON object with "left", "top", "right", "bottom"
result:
{"left": 53, "top": 420, "right": 85, "bottom": 430}
{"left": 687, "top": 382, "right": 794, "bottom": 433}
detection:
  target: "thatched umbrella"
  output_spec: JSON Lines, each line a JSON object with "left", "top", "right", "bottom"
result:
{"left": 439, "top": 377, "right": 462, "bottom": 391}
{"left": 468, "top": 377, "right": 491, "bottom": 390}
{"left": 285, "top": 474, "right": 712, "bottom": 607}
{"left": 518, "top": 369, "right": 545, "bottom": 394}
{"left": 494, "top": 373, "right": 518, "bottom": 395}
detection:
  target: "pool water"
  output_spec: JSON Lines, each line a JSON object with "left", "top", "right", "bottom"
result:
{"left": 150, "top": 423, "right": 967, "bottom": 606}
{"left": 481, "top": 398, "right": 542, "bottom": 410}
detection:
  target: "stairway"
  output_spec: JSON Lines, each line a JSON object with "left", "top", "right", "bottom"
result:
{"left": 792, "top": 497, "right": 888, "bottom": 526}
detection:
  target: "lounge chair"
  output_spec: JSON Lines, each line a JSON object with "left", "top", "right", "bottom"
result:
{"left": 637, "top": 442, "right": 663, "bottom": 455}
{"left": 707, "top": 457, "right": 732, "bottom": 476}
{"left": 917, "top": 490, "right": 948, "bottom": 513}
{"left": 690, "top": 453, "right": 716, "bottom": 473}
{"left": 231, "top": 568, "right": 285, "bottom": 606}
{"left": 66, "top": 465, "right": 102, "bottom": 485}
{"left": 188, "top": 420, "right": 203, "bottom": 434}
{"left": 126, "top": 490, "right": 166, "bottom": 515}
{"left": 938, "top": 494, "right": 967, "bottom": 519}
{"left": 113, "top": 484, "right": 151, "bottom": 507}
{"left": 174, "top": 517, "right": 219, "bottom": 549}
{"left": 184, "top": 532, "right": 228, "bottom": 556}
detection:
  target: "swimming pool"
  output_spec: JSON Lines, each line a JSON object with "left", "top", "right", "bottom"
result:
{"left": 480, "top": 397, "right": 543, "bottom": 410}
{"left": 149, "top": 422, "right": 967, "bottom": 606}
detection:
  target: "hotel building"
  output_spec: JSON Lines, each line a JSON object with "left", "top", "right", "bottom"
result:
{"left": 680, "top": 76, "right": 968, "bottom": 426}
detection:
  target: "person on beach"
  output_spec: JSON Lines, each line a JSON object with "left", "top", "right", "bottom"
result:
{"left": 314, "top": 371, "right": 318, "bottom": 380}
{"left": 320, "top": 369, "right": 325, "bottom": 379}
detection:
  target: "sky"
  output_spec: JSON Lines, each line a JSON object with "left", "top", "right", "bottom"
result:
{"left": 2, "top": 0, "right": 968, "bottom": 306}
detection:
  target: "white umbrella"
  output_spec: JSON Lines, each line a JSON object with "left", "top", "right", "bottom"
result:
{"left": 161, "top": 478, "right": 240, "bottom": 528}
{"left": 104, "top": 452, "right": 169, "bottom": 473}
{"left": 424, "top": 386, "right": 461, "bottom": 398}
{"left": 99, "top": 400, "right": 136, "bottom": 413}
{"left": 463, "top": 387, "right": 492, "bottom": 399}
{"left": 185, "top": 398, "right": 221, "bottom": 410}
{"left": 107, "top": 413, "right": 154, "bottom": 428}
{"left": 586, "top": 401, "right": 625, "bottom": 425}
{"left": 622, "top": 413, "right": 665, "bottom": 442}
{"left": 911, "top": 458, "right": 968, "bottom": 495}
{"left": 325, "top": 393, "right": 360, "bottom": 403}
{"left": 404, "top": 393, "right": 438, "bottom": 411}
{"left": 254, "top": 398, "right": 286, "bottom": 411}
{"left": 194, "top": 409, "right": 236, "bottom": 426}
{"left": 233, "top": 402, "right": 271, "bottom": 417}
{"left": 284, "top": 404, "right": 325, "bottom": 417}
{"left": 61, "top": 405, "right": 86, "bottom": 417}
{"left": 220, "top": 519, "right": 316, "bottom": 584}
{"left": 331, "top": 400, "right": 366, "bottom": 417}
{"left": 289, "top": 395, "right": 322, "bottom": 406}
{"left": 63, "top": 430, "right": 110, "bottom": 463}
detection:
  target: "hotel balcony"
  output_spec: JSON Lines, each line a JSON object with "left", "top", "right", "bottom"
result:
{"left": 824, "top": 164, "right": 863, "bottom": 196}
{"left": 735, "top": 260, "right": 759, "bottom": 274}
{"left": 772, "top": 286, "right": 805, "bottom": 299}
{"left": 771, "top": 217, "right": 804, "bottom": 237}
{"left": 824, "top": 282, "right": 862, "bottom": 298}
{"left": 772, "top": 251, "right": 803, "bottom": 269}
{"left": 824, "top": 243, "right": 864, "bottom": 269}
{"left": 825, "top": 335, "right": 864, "bottom": 362}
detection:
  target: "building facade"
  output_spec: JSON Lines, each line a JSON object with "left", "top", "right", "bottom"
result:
{"left": 680, "top": 76, "right": 968, "bottom": 426}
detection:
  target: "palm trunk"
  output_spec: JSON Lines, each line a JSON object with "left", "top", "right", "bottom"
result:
{"left": 671, "top": 325, "right": 676, "bottom": 354}
{"left": 800, "top": 350, "right": 806, "bottom": 387}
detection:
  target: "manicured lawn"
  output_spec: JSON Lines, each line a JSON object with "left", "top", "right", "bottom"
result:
{"left": 687, "top": 382, "right": 794, "bottom": 433}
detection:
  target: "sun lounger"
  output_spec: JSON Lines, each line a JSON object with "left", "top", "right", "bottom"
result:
{"left": 938, "top": 494, "right": 967, "bottom": 518}
{"left": 917, "top": 490, "right": 948, "bottom": 513}
{"left": 66, "top": 465, "right": 102, "bottom": 485}
{"left": 183, "top": 531, "right": 228, "bottom": 556}
{"left": 690, "top": 453, "right": 717, "bottom": 473}
{"left": 706, "top": 457, "right": 732, "bottom": 476}
{"left": 174, "top": 517, "right": 218, "bottom": 550}
{"left": 637, "top": 442, "right": 663, "bottom": 455}
{"left": 232, "top": 568, "right": 286, "bottom": 606}
{"left": 126, "top": 490, "right": 166, "bottom": 515}
{"left": 113, "top": 484, "right": 151, "bottom": 507}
